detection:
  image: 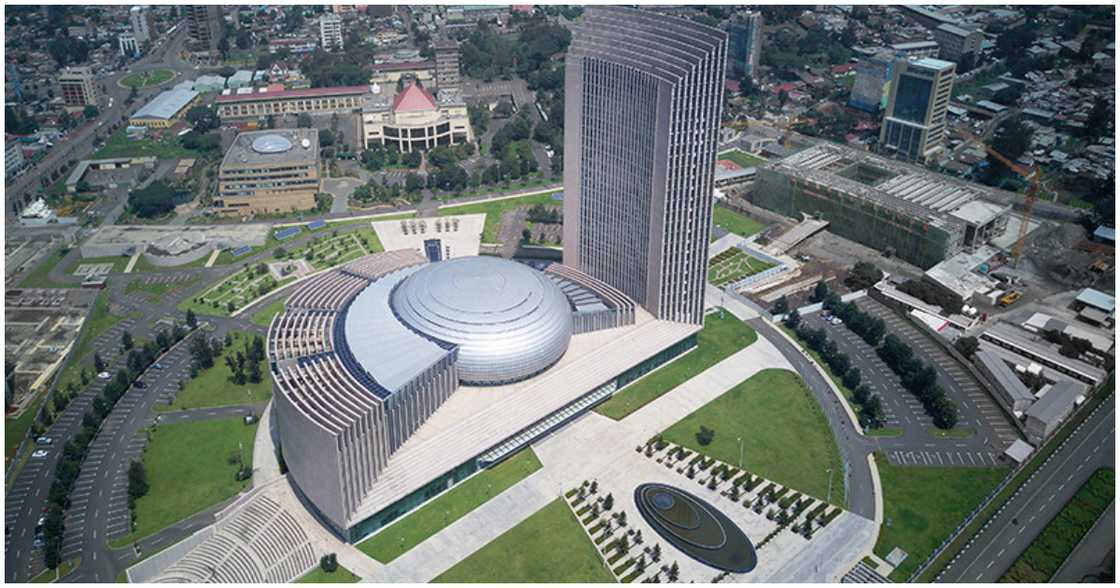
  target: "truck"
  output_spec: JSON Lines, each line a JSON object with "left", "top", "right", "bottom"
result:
{"left": 998, "top": 291, "right": 1022, "bottom": 307}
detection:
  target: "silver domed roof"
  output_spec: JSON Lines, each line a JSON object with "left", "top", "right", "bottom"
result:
{"left": 390, "top": 256, "right": 572, "bottom": 385}
{"left": 251, "top": 134, "right": 293, "bottom": 154}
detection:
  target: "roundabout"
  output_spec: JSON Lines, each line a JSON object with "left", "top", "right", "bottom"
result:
{"left": 634, "top": 483, "right": 757, "bottom": 573}
{"left": 118, "top": 68, "right": 175, "bottom": 89}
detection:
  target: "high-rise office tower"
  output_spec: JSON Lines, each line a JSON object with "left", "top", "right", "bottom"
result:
{"left": 58, "top": 67, "right": 98, "bottom": 110}
{"left": 183, "top": 5, "right": 223, "bottom": 54}
{"left": 563, "top": 6, "right": 726, "bottom": 326}
{"left": 879, "top": 57, "right": 956, "bottom": 162}
{"left": 319, "top": 13, "right": 344, "bottom": 52}
{"left": 850, "top": 50, "right": 900, "bottom": 113}
{"left": 726, "top": 11, "right": 762, "bottom": 81}
{"left": 433, "top": 38, "right": 461, "bottom": 92}
{"left": 130, "top": 6, "right": 155, "bottom": 44}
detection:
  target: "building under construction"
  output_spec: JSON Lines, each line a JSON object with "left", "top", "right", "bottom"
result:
{"left": 752, "top": 143, "right": 1012, "bottom": 269}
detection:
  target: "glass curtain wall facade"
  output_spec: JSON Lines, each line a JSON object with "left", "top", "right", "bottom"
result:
{"left": 563, "top": 6, "right": 727, "bottom": 326}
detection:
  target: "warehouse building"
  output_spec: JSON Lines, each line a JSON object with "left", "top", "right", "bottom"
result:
{"left": 129, "top": 88, "right": 201, "bottom": 128}
{"left": 973, "top": 349, "right": 1034, "bottom": 414}
{"left": 1024, "top": 379, "right": 1087, "bottom": 443}
{"left": 752, "top": 143, "right": 1013, "bottom": 269}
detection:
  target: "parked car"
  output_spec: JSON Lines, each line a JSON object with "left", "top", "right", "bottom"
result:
{"left": 31, "top": 450, "right": 49, "bottom": 458}
{"left": 32, "top": 538, "right": 44, "bottom": 549}
{"left": 97, "top": 371, "right": 112, "bottom": 380}
{"left": 35, "top": 437, "right": 52, "bottom": 446}
{"left": 152, "top": 363, "right": 165, "bottom": 370}
{"left": 134, "top": 381, "right": 146, "bottom": 389}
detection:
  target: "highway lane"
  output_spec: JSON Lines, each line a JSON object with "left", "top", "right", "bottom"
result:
{"left": 935, "top": 394, "right": 1115, "bottom": 582}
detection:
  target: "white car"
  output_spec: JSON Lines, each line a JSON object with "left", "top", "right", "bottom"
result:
{"left": 31, "top": 450, "right": 49, "bottom": 458}
{"left": 97, "top": 371, "right": 112, "bottom": 380}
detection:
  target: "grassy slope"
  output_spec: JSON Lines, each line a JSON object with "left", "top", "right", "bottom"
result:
{"left": 595, "top": 310, "right": 757, "bottom": 420}
{"left": 357, "top": 449, "right": 543, "bottom": 562}
{"left": 119, "top": 417, "right": 255, "bottom": 544}
{"left": 433, "top": 498, "right": 614, "bottom": 583}
{"left": 438, "top": 191, "right": 561, "bottom": 244}
{"left": 661, "top": 368, "right": 844, "bottom": 502}
{"left": 19, "top": 249, "right": 77, "bottom": 289}
{"left": 874, "top": 457, "right": 1009, "bottom": 580}
{"left": 249, "top": 297, "right": 287, "bottom": 328}
{"left": 156, "top": 332, "right": 271, "bottom": 411}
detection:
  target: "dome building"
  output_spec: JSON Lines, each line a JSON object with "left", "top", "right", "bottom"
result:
{"left": 216, "top": 128, "right": 321, "bottom": 217}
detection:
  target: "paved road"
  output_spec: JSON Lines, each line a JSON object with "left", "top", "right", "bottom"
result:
{"left": 1052, "top": 501, "right": 1115, "bottom": 583}
{"left": 936, "top": 394, "right": 1115, "bottom": 582}
{"left": 5, "top": 26, "right": 193, "bottom": 217}
{"left": 746, "top": 317, "right": 877, "bottom": 520}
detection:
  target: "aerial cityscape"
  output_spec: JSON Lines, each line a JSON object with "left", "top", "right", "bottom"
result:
{"left": 2, "top": 3, "right": 1115, "bottom": 584}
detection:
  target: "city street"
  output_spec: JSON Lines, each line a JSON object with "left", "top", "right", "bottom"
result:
{"left": 936, "top": 394, "right": 1115, "bottom": 582}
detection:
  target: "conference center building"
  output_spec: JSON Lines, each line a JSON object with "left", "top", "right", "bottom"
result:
{"left": 267, "top": 6, "right": 727, "bottom": 542}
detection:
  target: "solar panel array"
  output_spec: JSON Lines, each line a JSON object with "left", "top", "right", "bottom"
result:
{"left": 231, "top": 245, "right": 253, "bottom": 258}
{"left": 308, "top": 219, "right": 327, "bottom": 230}
{"left": 275, "top": 226, "right": 303, "bottom": 241}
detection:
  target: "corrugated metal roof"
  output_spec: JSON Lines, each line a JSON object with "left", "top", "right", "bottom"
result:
{"left": 1076, "top": 288, "right": 1115, "bottom": 312}
{"left": 1025, "top": 379, "right": 1085, "bottom": 423}
{"left": 975, "top": 350, "right": 1033, "bottom": 403}
{"left": 132, "top": 89, "right": 199, "bottom": 120}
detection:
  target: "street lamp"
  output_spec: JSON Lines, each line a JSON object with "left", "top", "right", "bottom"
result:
{"left": 826, "top": 468, "right": 833, "bottom": 504}
{"left": 737, "top": 437, "right": 743, "bottom": 469}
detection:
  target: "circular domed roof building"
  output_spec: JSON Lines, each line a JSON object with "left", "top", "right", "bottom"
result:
{"left": 390, "top": 256, "right": 572, "bottom": 384}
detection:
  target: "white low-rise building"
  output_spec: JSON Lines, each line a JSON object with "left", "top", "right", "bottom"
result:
{"left": 360, "top": 82, "right": 472, "bottom": 152}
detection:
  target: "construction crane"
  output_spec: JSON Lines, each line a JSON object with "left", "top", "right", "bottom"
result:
{"left": 956, "top": 126, "right": 1041, "bottom": 267}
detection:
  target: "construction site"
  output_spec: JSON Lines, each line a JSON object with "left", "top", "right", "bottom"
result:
{"left": 751, "top": 143, "right": 1014, "bottom": 270}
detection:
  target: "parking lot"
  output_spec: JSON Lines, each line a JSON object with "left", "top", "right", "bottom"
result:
{"left": 799, "top": 297, "right": 1021, "bottom": 467}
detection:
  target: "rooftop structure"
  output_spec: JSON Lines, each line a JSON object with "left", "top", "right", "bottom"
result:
{"left": 1024, "top": 379, "right": 1087, "bottom": 443}
{"left": 130, "top": 89, "right": 201, "bottom": 128}
{"left": 980, "top": 322, "right": 1108, "bottom": 386}
{"left": 754, "top": 143, "right": 1012, "bottom": 268}
{"left": 1074, "top": 288, "right": 1115, "bottom": 314}
{"left": 933, "top": 22, "right": 983, "bottom": 62}
{"left": 216, "top": 129, "right": 320, "bottom": 216}
{"left": 923, "top": 245, "right": 1005, "bottom": 301}
{"left": 80, "top": 223, "right": 270, "bottom": 266}
{"left": 973, "top": 349, "right": 1034, "bottom": 413}
{"left": 890, "top": 40, "right": 941, "bottom": 59}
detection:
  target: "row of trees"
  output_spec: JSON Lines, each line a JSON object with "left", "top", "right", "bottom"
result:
{"left": 43, "top": 320, "right": 192, "bottom": 568}
{"left": 783, "top": 310, "right": 885, "bottom": 429}
{"left": 360, "top": 143, "right": 423, "bottom": 172}
{"left": 224, "top": 335, "right": 266, "bottom": 386}
{"left": 878, "top": 334, "right": 959, "bottom": 429}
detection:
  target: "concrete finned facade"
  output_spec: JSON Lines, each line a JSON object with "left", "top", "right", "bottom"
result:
{"left": 59, "top": 67, "right": 98, "bottom": 110}
{"left": 360, "top": 82, "right": 472, "bottom": 152}
{"left": 216, "top": 129, "right": 321, "bottom": 216}
{"left": 880, "top": 58, "right": 956, "bottom": 162}
{"left": 563, "top": 6, "right": 727, "bottom": 326}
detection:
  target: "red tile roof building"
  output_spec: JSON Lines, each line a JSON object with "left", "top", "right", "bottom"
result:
{"left": 361, "top": 82, "right": 472, "bottom": 152}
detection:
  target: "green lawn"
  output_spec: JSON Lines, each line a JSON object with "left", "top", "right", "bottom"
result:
{"left": 1002, "top": 468, "right": 1115, "bottom": 582}
{"left": 72, "top": 291, "right": 128, "bottom": 363}
{"left": 92, "top": 128, "right": 202, "bottom": 160}
{"left": 296, "top": 565, "right": 360, "bottom": 583}
{"left": 874, "top": 456, "right": 1009, "bottom": 581}
{"left": 717, "top": 148, "right": 766, "bottom": 169}
{"left": 661, "top": 368, "right": 844, "bottom": 503}
{"left": 114, "top": 417, "right": 256, "bottom": 546}
{"left": 595, "top": 310, "right": 757, "bottom": 420}
{"left": 120, "top": 69, "right": 174, "bottom": 88}
{"left": 130, "top": 253, "right": 212, "bottom": 273}
{"left": 438, "top": 190, "right": 562, "bottom": 244}
{"left": 357, "top": 448, "right": 543, "bottom": 563}
{"left": 249, "top": 297, "right": 288, "bottom": 328}
{"left": 433, "top": 498, "right": 614, "bottom": 583}
{"left": 155, "top": 332, "right": 271, "bottom": 411}
{"left": 708, "top": 247, "right": 776, "bottom": 286}
{"left": 18, "top": 249, "right": 77, "bottom": 289}
{"left": 712, "top": 204, "right": 766, "bottom": 239}
{"left": 72, "top": 255, "right": 130, "bottom": 275}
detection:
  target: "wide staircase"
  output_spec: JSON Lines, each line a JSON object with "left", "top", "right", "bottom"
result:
{"left": 153, "top": 493, "right": 318, "bottom": 583}
{"left": 841, "top": 561, "right": 892, "bottom": 583}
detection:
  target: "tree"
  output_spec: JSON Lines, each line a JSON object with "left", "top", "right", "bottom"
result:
{"left": 845, "top": 262, "right": 883, "bottom": 290}
{"left": 842, "top": 367, "right": 862, "bottom": 390}
{"left": 811, "top": 281, "right": 830, "bottom": 303}
{"left": 319, "top": 129, "right": 336, "bottom": 147}
{"left": 82, "top": 105, "right": 99, "bottom": 120}
{"left": 771, "top": 296, "right": 789, "bottom": 315}
{"left": 696, "top": 425, "right": 715, "bottom": 446}
{"left": 319, "top": 553, "right": 338, "bottom": 573}
{"left": 954, "top": 336, "right": 979, "bottom": 358}
{"left": 185, "top": 309, "right": 198, "bottom": 329}
{"left": 127, "top": 460, "right": 149, "bottom": 500}
{"left": 853, "top": 384, "right": 871, "bottom": 405}
{"left": 297, "top": 113, "right": 313, "bottom": 128}
{"left": 120, "top": 331, "right": 134, "bottom": 352}
{"left": 186, "top": 105, "right": 220, "bottom": 133}
{"left": 128, "top": 180, "right": 180, "bottom": 218}
{"left": 94, "top": 352, "right": 105, "bottom": 373}
{"left": 784, "top": 308, "right": 802, "bottom": 329}
{"left": 404, "top": 172, "right": 425, "bottom": 193}
{"left": 235, "top": 29, "right": 252, "bottom": 50}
